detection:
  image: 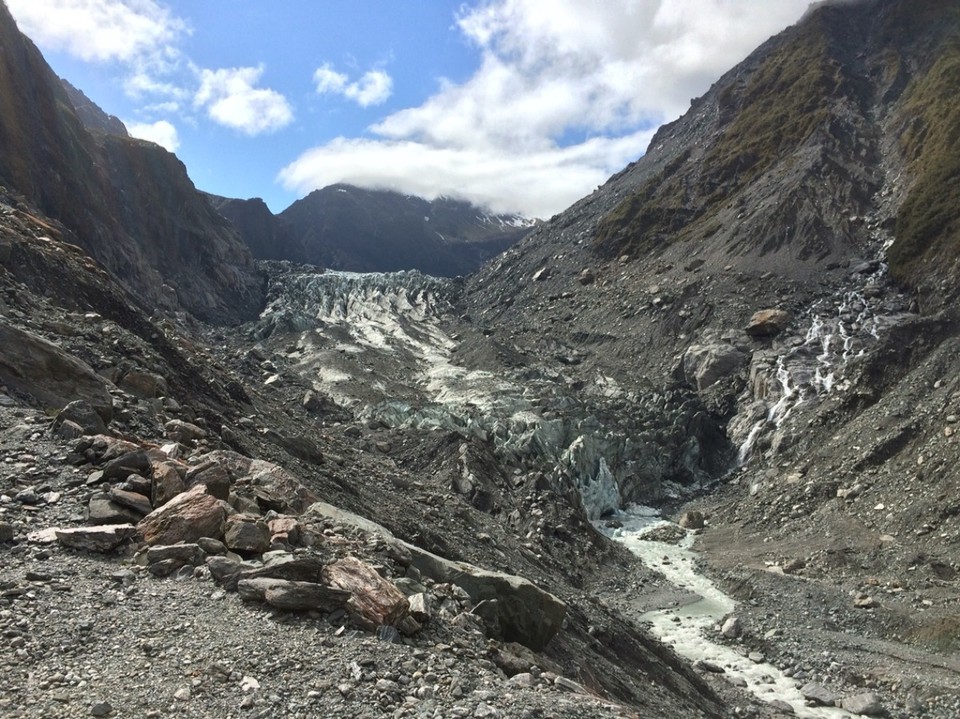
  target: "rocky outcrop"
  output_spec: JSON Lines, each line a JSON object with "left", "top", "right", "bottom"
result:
{"left": 305, "top": 501, "right": 565, "bottom": 652}
{"left": 0, "top": 321, "right": 113, "bottom": 420}
{"left": 0, "top": 3, "right": 264, "bottom": 322}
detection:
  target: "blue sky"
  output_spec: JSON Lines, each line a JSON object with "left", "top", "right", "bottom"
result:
{"left": 7, "top": 0, "right": 811, "bottom": 217}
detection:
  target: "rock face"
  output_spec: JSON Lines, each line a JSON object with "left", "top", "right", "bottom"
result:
{"left": 0, "top": 321, "right": 113, "bottom": 420}
{"left": 0, "top": 2, "right": 263, "bottom": 322}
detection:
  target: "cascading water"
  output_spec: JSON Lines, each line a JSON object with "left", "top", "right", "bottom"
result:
{"left": 736, "top": 266, "right": 900, "bottom": 464}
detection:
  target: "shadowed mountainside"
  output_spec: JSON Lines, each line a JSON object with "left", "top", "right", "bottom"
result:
{"left": 208, "top": 185, "right": 534, "bottom": 277}
{"left": 0, "top": 1, "right": 263, "bottom": 323}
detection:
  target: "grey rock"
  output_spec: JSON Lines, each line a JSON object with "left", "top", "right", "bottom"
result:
{"left": 164, "top": 419, "right": 206, "bottom": 444}
{"left": 800, "top": 682, "right": 839, "bottom": 706}
{"left": 88, "top": 495, "right": 143, "bottom": 525}
{"left": 197, "top": 537, "right": 227, "bottom": 555}
{"left": 108, "top": 487, "right": 152, "bottom": 516}
{"left": 90, "top": 701, "right": 113, "bottom": 717}
{"left": 185, "top": 461, "right": 231, "bottom": 501}
{"left": 683, "top": 342, "right": 748, "bottom": 390}
{"left": 721, "top": 615, "right": 742, "bottom": 639}
{"left": 237, "top": 577, "right": 350, "bottom": 612}
{"left": 840, "top": 693, "right": 884, "bottom": 716}
{"left": 768, "top": 699, "right": 795, "bottom": 714}
{"left": 101, "top": 450, "right": 150, "bottom": 481}
{"left": 55, "top": 524, "right": 138, "bottom": 552}
{"left": 0, "top": 521, "right": 14, "bottom": 542}
{"left": 0, "top": 322, "right": 113, "bottom": 422}
{"left": 224, "top": 516, "right": 271, "bottom": 554}
{"left": 146, "top": 543, "right": 204, "bottom": 567}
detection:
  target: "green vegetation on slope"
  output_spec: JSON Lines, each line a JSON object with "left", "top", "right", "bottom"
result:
{"left": 594, "top": 20, "right": 840, "bottom": 257}
{"left": 889, "top": 40, "right": 960, "bottom": 284}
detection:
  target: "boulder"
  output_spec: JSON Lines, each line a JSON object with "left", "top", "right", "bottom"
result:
{"left": 137, "top": 485, "right": 227, "bottom": 546}
{"left": 151, "top": 461, "right": 186, "bottom": 507}
{"left": 840, "top": 693, "right": 884, "bottom": 716}
{"left": 88, "top": 495, "right": 143, "bottom": 525}
{"left": 55, "top": 524, "right": 138, "bottom": 552}
{"left": 721, "top": 615, "right": 742, "bottom": 639}
{"left": 54, "top": 399, "right": 107, "bottom": 435}
{"left": 407, "top": 548, "right": 565, "bottom": 651}
{"left": 224, "top": 516, "right": 271, "bottom": 554}
{"left": 682, "top": 343, "right": 748, "bottom": 391}
{"left": 185, "top": 461, "right": 231, "bottom": 500}
{"left": 322, "top": 556, "right": 410, "bottom": 630}
{"left": 238, "top": 578, "right": 350, "bottom": 612}
{"left": 801, "top": 682, "right": 839, "bottom": 707}
{"left": 0, "top": 322, "right": 113, "bottom": 422}
{"left": 119, "top": 370, "right": 168, "bottom": 399}
{"left": 678, "top": 510, "right": 706, "bottom": 529}
{"left": 164, "top": 419, "right": 206, "bottom": 444}
{"left": 108, "top": 487, "right": 152, "bottom": 516}
{"left": 745, "top": 309, "right": 791, "bottom": 338}
{"left": 146, "top": 543, "right": 205, "bottom": 567}
{"left": 101, "top": 450, "right": 151, "bottom": 481}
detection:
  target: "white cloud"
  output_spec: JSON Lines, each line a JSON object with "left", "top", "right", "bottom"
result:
{"left": 278, "top": 130, "right": 656, "bottom": 218}
{"left": 6, "top": 0, "right": 186, "bottom": 63}
{"left": 126, "top": 119, "right": 179, "bottom": 152}
{"left": 314, "top": 64, "right": 393, "bottom": 107}
{"left": 283, "top": 0, "right": 811, "bottom": 217}
{"left": 194, "top": 66, "right": 294, "bottom": 136}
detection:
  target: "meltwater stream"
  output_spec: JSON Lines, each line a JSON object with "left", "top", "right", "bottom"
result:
{"left": 737, "top": 283, "right": 888, "bottom": 465}
{"left": 602, "top": 508, "right": 853, "bottom": 718}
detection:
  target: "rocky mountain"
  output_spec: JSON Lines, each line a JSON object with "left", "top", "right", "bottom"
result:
{"left": 0, "top": 2, "right": 263, "bottom": 323}
{"left": 219, "top": 184, "right": 533, "bottom": 277}
{"left": 3, "top": 0, "right": 960, "bottom": 717}
{"left": 59, "top": 78, "right": 128, "bottom": 137}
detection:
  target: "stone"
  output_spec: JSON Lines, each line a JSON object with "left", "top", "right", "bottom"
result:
{"left": 224, "top": 516, "right": 271, "bottom": 554}
{"left": 88, "top": 495, "right": 143, "bottom": 525}
{"left": 408, "top": 593, "right": 432, "bottom": 623}
{"left": 853, "top": 594, "right": 878, "bottom": 609}
{"left": 108, "top": 488, "right": 152, "bottom": 516}
{"left": 267, "top": 516, "right": 301, "bottom": 546}
{"left": 151, "top": 461, "right": 185, "bottom": 507}
{"left": 146, "top": 543, "right": 204, "bottom": 567}
{"left": 55, "top": 399, "right": 108, "bottom": 435}
{"left": 90, "top": 701, "right": 113, "bottom": 717}
{"left": 532, "top": 267, "right": 549, "bottom": 281}
{"left": 0, "top": 322, "right": 114, "bottom": 422}
{"left": 101, "top": 450, "right": 151, "bottom": 481}
{"left": 197, "top": 537, "right": 227, "bottom": 555}
{"left": 54, "top": 419, "right": 86, "bottom": 440}
{"left": 0, "top": 521, "right": 14, "bottom": 542}
{"left": 138, "top": 484, "right": 227, "bottom": 545}
{"left": 302, "top": 390, "right": 322, "bottom": 412}
{"left": 782, "top": 558, "right": 806, "bottom": 574}
{"left": 55, "top": 524, "right": 138, "bottom": 552}
{"left": 577, "top": 268, "right": 595, "bottom": 285}
{"left": 745, "top": 309, "right": 792, "bottom": 338}
{"left": 721, "top": 615, "right": 742, "bottom": 639}
{"left": 678, "top": 510, "right": 705, "bottom": 529}
{"left": 800, "top": 682, "right": 839, "bottom": 706}
{"left": 682, "top": 343, "right": 748, "bottom": 391}
{"left": 322, "top": 556, "right": 410, "bottom": 630}
{"left": 768, "top": 699, "right": 795, "bottom": 714}
{"left": 237, "top": 577, "right": 350, "bottom": 612}
{"left": 840, "top": 693, "right": 884, "bottom": 716}
{"left": 164, "top": 419, "right": 206, "bottom": 444}
{"left": 185, "top": 462, "right": 231, "bottom": 501}
{"left": 119, "top": 370, "right": 168, "bottom": 399}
